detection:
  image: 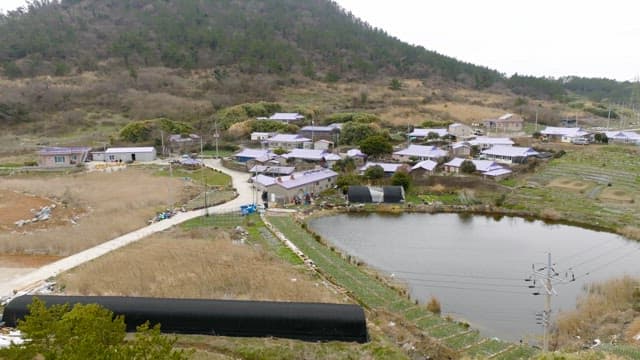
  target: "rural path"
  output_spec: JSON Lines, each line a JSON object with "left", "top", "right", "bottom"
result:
{"left": 0, "top": 159, "right": 254, "bottom": 303}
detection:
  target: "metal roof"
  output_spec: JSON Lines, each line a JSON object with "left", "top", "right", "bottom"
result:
{"left": 269, "top": 113, "right": 305, "bottom": 121}
{"left": 408, "top": 128, "right": 448, "bottom": 137}
{"left": 541, "top": 127, "right": 589, "bottom": 137}
{"left": 38, "top": 146, "right": 91, "bottom": 155}
{"left": 482, "top": 145, "right": 538, "bottom": 157}
{"left": 360, "top": 162, "right": 404, "bottom": 173}
{"left": 255, "top": 169, "right": 338, "bottom": 190}
{"left": 410, "top": 160, "right": 438, "bottom": 171}
{"left": 394, "top": 144, "right": 448, "bottom": 158}
{"left": 283, "top": 149, "right": 340, "bottom": 161}
{"left": 267, "top": 134, "right": 312, "bottom": 142}
{"left": 105, "top": 147, "right": 156, "bottom": 154}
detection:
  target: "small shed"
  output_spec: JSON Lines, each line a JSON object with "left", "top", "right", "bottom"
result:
{"left": 347, "top": 186, "right": 405, "bottom": 203}
{"left": 104, "top": 147, "right": 156, "bottom": 162}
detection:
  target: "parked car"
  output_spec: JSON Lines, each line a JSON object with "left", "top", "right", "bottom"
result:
{"left": 571, "top": 138, "right": 590, "bottom": 145}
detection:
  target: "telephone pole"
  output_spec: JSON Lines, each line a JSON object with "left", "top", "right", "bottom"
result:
{"left": 526, "top": 252, "right": 574, "bottom": 352}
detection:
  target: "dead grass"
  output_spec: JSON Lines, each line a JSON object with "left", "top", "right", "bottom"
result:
{"left": 57, "top": 227, "right": 344, "bottom": 303}
{"left": 620, "top": 227, "right": 640, "bottom": 241}
{"left": 0, "top": 168, "right": 199, "bottom": 256}
{"left": 554, "top": 276, "right": 640, "bottom": 349}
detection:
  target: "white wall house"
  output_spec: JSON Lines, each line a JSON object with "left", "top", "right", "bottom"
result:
{"left": 540, "top": 127, "right": 590, "bottom": 143}
{"left": 393, "top": 144, "right": 449, "bottom": 162}
{"left": 468, "top": 136, "right": 514, "bottom": 150}
{"left": 250, "top": 132, "right": 275, "bottom": 141}
{"left": 481, "top": 146, "right": 538, "bottom": 164}
{"left": 266, "top": 134, "right": 312, "bottom": 150}
{"left": 408, "top": 128, "right": 449, "bottom": 139}
{"left": 99, "top": 147, "right": 157, "bottom": 162}
{"left": 604, "top": 131, "right": 640, "bottom": 144}
{"left": 253, "top": 168, "right": 338, "bottom": 205}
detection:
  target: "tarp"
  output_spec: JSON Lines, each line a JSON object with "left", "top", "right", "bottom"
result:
{"left": 2, "top": 295, "right": 369, "bottom": 343}
{"left": 347, "top": 186, "right": 372, "bottom": 203}
{"left": 383, "top": 186, "right": 405, "bottom": 203}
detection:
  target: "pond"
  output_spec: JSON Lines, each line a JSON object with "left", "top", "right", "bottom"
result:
{"left": 309, "top": 213, "right": 640, "bottom": 342}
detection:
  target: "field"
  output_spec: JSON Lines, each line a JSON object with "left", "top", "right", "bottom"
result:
{"left": 0, "top": 168, "right": 200, "bottom": 256}
{"left": 506, "top": 145, "right": 640, "bottom": 234}
{"left": 56, "top": 213, "right": 409, "bottom": 359}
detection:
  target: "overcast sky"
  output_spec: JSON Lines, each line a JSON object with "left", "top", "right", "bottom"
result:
{"left": 2, "top": 0, "right": 639, "bottom": 81}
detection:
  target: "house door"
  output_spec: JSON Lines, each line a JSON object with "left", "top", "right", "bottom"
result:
{"left": 131, "top": 153, "right": 136, "bottom": 161}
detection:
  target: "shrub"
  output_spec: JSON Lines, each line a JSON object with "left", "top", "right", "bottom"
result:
{"left": 364, "top": 165, "right": 384, "bottom": 180}
{"left": 460, "top": 160, "right": 476, "bottom": 174}
{"left": 359, "top": 135, "right": 392, "bottom": 158}
{"left": 426, "top": 296, "right": 441, "bottom": 314}
{"left": 391, "top": 170, "right": 411, "bottom": 191}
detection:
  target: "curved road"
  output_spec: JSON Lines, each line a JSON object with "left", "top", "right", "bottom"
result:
{"left": 0, "top": 159, "right": 254, "bottom": 302}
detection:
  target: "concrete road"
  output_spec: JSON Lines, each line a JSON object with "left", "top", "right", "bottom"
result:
{"left": 0, "top": 159, "right": 254, "bottom": 302}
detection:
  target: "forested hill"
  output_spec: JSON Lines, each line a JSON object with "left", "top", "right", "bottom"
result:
{"left": 0, "top": 0, "right": 501, "bottom": 87}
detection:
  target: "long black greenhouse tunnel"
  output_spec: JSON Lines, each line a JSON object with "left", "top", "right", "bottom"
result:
{"left": 2, "top": 295, "right": 369, "bottom": 343}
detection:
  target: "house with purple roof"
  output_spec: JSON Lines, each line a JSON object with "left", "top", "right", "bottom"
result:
{"left": 266, "top": 134, "right": 312, "bottom": 150}
{"left": 282, "top": 149, "right": 341, "bottom": 166}
{"left": 253, "top": 168, "right": 338, "bottom": 205}
{"left": 481, "top": 146, "right": 538, "bottom": 164}
{"left": 38, "top": 147, "right": 91, "bottom": 167}
{"left": 444, "top": 157, "right": 512, "bottom": 180}
{"left": 359, "top": 162, "right": 405, "bottom": 176}
{"left": 393, "top": 144, "right": 449, "bottom": 162}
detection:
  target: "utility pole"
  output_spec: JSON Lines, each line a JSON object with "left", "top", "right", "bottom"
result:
{"left": 526, "top": 253, "right": 575, "bottom": 353}
{"left": 214, "top": 119, "right": 220, "bottom": 159}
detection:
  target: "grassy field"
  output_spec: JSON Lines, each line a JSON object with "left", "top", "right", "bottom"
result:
{"left": 56, "top": 213, "right": 412, "bottom": 359}
{"left": 152, "top": 165, "right": 232, "bottom": 188}
{"left": 266, "top": 214, "right": 539, "bottom": 359}
{"left": 0, "top": 168, "right": 199, "bottom": 256}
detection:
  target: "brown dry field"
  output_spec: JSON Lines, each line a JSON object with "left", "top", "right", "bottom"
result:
{"left": 57, "top": 227, "right": 345, "bottom": 303}
{"left": 547, "top": 177, "right": 593, "bottom": 192}
{"left": 0, "top": 168, "right": 199, "bottom": 257}
{"left": 0, "top": 189, "right": 76, "bottom": 231}
{"left": 599, "top": 188, "right": 635, "bottom": 203}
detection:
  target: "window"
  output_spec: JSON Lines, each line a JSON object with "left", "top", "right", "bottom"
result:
{"left": 54, "top": 156, "right": 65, "bottom": 163}
{"left": 109, "top": 155, "right": 115, "bottom": 161}
{"left": 71, "top": 155, "right": 77, "bottom": 160}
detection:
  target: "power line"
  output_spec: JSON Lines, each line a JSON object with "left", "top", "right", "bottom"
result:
{"left": 389, "top": 269, "right": 526, "bottom": 282}
{"left": 575, "top": 247, "right": 640, "bottom": 280}
{"left": 400, "top": 276, "right": 527, "bottom": 289}
{"left": 569, "top": 242, "right": 634, "bottom": 269}
{"left": 410, "top": 282, "right": 530, "bottom": 295}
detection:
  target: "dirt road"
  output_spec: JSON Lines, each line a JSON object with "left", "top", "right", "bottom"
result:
{"left": 0, "top": 159, "right": 254, "bottom": 302}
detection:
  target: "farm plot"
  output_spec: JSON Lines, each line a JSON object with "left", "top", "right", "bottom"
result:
{"left": 512, "top": 146, "right": 640, "bottom": 231}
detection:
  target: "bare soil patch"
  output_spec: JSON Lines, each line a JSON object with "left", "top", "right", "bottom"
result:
{"left": 599, "top": 188, "right": 635, "bottom": 203}
{"left": 0, "top": 189, "right": 81, "bottom": 232}
{"left": 547, "top": 177, "right": 592, "bottom": 192}
{"left": 0, "top": 168, "right": 199, "bottom": 256}
{"left": 57, "top": 227, "right": 344, "bottom": 303}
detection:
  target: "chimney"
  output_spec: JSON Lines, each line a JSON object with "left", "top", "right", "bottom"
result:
{"left": 277, "top": 177, "right": 282, "bottom": 183}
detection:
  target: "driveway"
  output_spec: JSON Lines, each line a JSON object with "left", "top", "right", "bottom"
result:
{"left": 0, "top": 159, "right": 254, "bottom": 302}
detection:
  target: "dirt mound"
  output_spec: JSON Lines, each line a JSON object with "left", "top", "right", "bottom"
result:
{"left": 599, "top": 188, "right": 635, "bottom": 203}
{"left": 547, "top": 177, "right": 592, "bottom": 192}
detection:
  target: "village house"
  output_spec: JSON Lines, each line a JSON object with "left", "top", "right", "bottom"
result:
{"left": 266, "top": 134, "right": 312, "bottom": 150}
{"left": 451, "top": 142, "right": 472, "bottom": 157}
{"left": 444, "top": 158, "right": 512, "bottom": 180}
{"left": 604, "top": 131, "right": 640, "bottom": 144}
{"left": 298, "top": 125, "right": 340, "bottom": 143}
{"left": 409, "top": 160, "right": 438, "bottom": 178}
{"left": 281, "top": 149, "right": 341, "bottom": 167}
{"left": 345, "top": 148, "right": 367, "bottom": 166}
{"left": 233, "top": 148, "right": 275, "bottom": 163}
{"left": 481, "top": 145, "right": 538, "bottom": 164}
{"left": 248, "top": 165, "right": 295, "bottom": 177}
{"left": 408, "top": 128, "right": 449, "bottom": 140}
{"left": 250, "top": 132, "right": 275, "bottom": 142}
{"left": 448, "top": 123, "right": 474, "bottom": 139}
{"left": 540, "top": 127, "right": 591, "bottom": 143}
{"left": 482, "top": 113, "right": 524, "bottom": 133}
{"left": 37, "top": 146, "right": 91, "bottom": 167}
{"left": 253, "top": 168, "right": 338, "bottom": 205}
{"left": 266, "top": 112, "right": 305, "bottom": 123}
{"left": 468, "top": 136, "right": 514, "bottom": 150}
{"left": 313, "top": 139, "right": 334, "bottom": 151}
{"left": 393, "top": 144, "right": 448, "bottom": 162}
{"left": 168, "top": 133, "right": 200, "bottom": 153}
{"left": 92, "top": 147, "right": 157, "bottom": 162}
{"left": 359, "top": 162, "right": 405, "bottom": 176}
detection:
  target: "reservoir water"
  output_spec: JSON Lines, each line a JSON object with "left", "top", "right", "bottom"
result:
{"left": 309, "top": 213, "right": 640, "bottom": 342}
